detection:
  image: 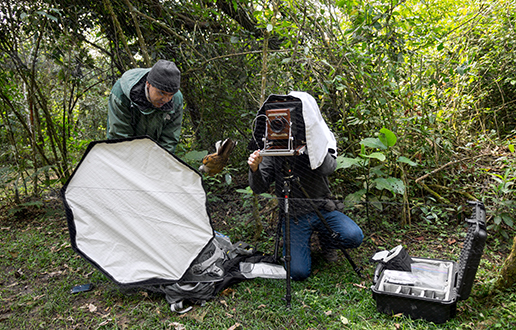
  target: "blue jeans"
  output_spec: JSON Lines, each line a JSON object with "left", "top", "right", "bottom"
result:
{"left": 283, "top": 210, "right": 363, "bottom": 281}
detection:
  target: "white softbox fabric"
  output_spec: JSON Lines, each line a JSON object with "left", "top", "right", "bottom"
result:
{"left": 62, "top": 138, "right": 214, "bottom": 286}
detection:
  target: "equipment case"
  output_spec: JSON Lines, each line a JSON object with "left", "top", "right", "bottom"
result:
{"left": 371, "top": 201, "right": 487, "bottom": 324}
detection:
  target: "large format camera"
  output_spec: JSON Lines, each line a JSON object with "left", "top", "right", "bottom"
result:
{"left": 250, "top": 94, "right": 306, "bottom": 156}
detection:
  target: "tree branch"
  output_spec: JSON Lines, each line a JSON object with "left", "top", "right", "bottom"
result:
{"left": 123, "top": 0, "right": 151, "bottom": 66}
{"left": 102, "top": 0, "right": 135, "bottom": 69}
{"left": 415, "top": 152, "right": 491, "bottom": 184}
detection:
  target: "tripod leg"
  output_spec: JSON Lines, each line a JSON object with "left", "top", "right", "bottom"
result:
{"left": 294, "top": 181, "right": 363, "bottom": 279}
{"left": 340, "top": 247, "right": 363, "bottom": 278}
{"left": 284, "top": 215, "right": 292, "bottom": 308}
{"left": 273, "top": 217, "right": 282, "bottom": 263}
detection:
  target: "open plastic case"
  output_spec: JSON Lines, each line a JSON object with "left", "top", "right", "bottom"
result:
{"left": 371, "top": 201, "right": 487, "bottom": 324}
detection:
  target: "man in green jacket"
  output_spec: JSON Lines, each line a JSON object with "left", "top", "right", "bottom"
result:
{"left": 107, "top": 60, "right": 184, "bottom": 153}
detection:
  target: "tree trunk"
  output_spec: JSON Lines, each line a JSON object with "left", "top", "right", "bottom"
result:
{"left": 494, "top": 235, "right": 516, "bottom": 290}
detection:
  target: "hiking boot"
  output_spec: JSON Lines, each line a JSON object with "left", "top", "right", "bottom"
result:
{"left": 322, "top": 248, "right": 339, "bottom": 263}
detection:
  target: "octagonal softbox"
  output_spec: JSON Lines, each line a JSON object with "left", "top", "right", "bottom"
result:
{"left": 61, "top": 137, "right": 214, "bottom": 287}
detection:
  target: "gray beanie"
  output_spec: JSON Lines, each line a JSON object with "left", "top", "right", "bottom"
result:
{"left": 147, "top": 60, "right": 181, "bottom": 94}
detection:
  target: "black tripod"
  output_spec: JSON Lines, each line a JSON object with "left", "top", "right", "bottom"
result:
{"left": 273, "top": 159, "right": 363, "bottom": 308}
{"left": 273, "top": 159, "right": 294, "bottom": 308}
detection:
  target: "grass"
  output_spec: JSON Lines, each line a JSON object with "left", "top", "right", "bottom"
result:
{"left": 1, "top": 198, "right": 515, "bottom": 330}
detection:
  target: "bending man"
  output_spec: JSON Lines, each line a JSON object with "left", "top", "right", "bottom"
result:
{"left": 107, "top": 60, "right": 184, "bottom": 153}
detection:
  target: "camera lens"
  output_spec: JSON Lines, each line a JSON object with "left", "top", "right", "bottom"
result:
{"left": 270, "top": 118, "right": 287, "bottom": 133}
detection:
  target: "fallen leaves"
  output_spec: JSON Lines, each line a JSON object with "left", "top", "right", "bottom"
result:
{"left": 42, "top": 270, "right": 63, "bottom": 278}
{"left": 227, "top": 323, "right": 242, "bottom": 330}
{"left": 352, "top": 283, "right": 368, "bottom": 289}
{"left": 178, "top": 307, "right": 209, "bottom": 323}
{"left": 9, "top": 251, "right": 18, "bottom": 258}
{"left": 32, "top": 294, "right": 45, "bottom": 301}
{"left": 98, "top": 319, "right": 111, "bottom": 327}
{"left": 220, "top": 288, "right": 236, "bottom": 297}
{"left": 88, "top": 303, "right": 97, "bottom": 313}
{"left": 370, "top": 233, "right": 386, "bottom": 245}
{"left": 50, "top": 242, "right": 71, "bottom": 253}
{"left": 169, "top": 322, "right": 185, "bottom": 330}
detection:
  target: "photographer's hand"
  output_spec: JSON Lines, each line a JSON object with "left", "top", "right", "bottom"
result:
{"left": 248, "top": 150, "right": 263, "bottom": 172}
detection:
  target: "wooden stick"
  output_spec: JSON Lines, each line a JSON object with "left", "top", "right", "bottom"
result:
{"left": 415, "top": 153, "right": 490, "bottom": 184}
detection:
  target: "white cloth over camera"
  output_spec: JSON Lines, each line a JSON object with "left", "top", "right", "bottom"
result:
{"left": 289, "top": 91, "right": 337, "bottom": 169}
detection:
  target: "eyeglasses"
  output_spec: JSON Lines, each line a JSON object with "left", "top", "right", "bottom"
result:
{"left": 148, "top": 82, "right": 175, "bottom": 98}
{"left": 156, "top": 88, "right": 175, "bottom": 98}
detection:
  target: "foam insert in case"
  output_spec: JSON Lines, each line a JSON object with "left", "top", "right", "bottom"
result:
{"left": 371, "top": 201, "right": 487, "bottom": 324}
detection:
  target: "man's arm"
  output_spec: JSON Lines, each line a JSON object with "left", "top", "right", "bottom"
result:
{"left": 315, "top": 152, "right": 337, "bottom": 176}
{"left": 158, "top": 92, "right": 184, "bottom": 153}
{"left": 248, "top": 151, "right": 275, "bottom": 194}
{"left": 107, "top": 88, "right": 135, "bottom": 139}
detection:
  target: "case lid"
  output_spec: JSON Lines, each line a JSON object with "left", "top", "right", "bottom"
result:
{"left": 456, "top": 201, "right": 487, "bottom": 301}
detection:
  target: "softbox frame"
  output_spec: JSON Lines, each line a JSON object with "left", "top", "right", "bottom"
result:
{"left": 61, "top": 137, "right": 214, "bottom": 287}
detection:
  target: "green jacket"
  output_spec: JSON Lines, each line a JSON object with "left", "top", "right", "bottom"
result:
{"left": 107, "top": 68, "right": 184, "bottom": 153}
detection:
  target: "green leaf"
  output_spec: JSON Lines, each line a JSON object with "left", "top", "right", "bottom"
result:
{"left": 267, "top": 24, "right": 273, "bottom": 32}
{"left": 501, "top": 214, "right": 514, "bottom": 228}
{"left": 224, "top": 173, "right": 233, "bottom": 185}
{"left": 379, "top": 128, "right": 397, "bottom": 147}
{"left": 494, "top": 215, "right": 502, "bottom": 225}
{"left": 182, "top": 150, "right": 208, "bottom": 161}
{"left": 360, "top": 137, "right": 387, "bottom": 150}
{"left": 336, "top": 156, "right": 362, "bottom": 169}
{"left": 361, "top": 152, "right": 386, "bottom": 161}
{"left": 373, "top": 177, "right": 405, "bottom": 195}
{"left": 373, "top": 178, "right": 391, "bottom": 191}
{"left": 37, "top": 11, "right": 58, "bottom": 22}
{"left": 397, "top": 156, "right": 418, "bottom": 166}
{"left": 369, "top": 196, "right": 383, "bottom": 211}
{"left": 344, "top": 189, "right": 366, "bottom": 204}
{"left": 509, "top": 144, "right": 515, "bottom": 153}
{"left": 20, "top": 200, "right": 44, "bottom": 208}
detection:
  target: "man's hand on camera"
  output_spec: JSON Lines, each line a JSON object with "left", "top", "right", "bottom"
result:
{"left": 248, "top": 150, "right": 263, "bottom": 172}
